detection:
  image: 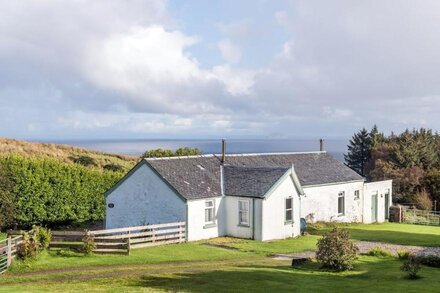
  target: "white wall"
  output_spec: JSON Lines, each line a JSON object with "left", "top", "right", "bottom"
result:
{"left": 301, "top": 181, "right": 365, "bottom": 223}
{"left": 186, "top": 196, "right": 226, "bottom": 241}
{"left": 106, "top": 163, "right": 186, "bottom": 229}
{"left": 363, "top": 180, "right": 393, "bottom": 223}
{"left": 224, "top": 197, "right": 263, "bottom": 239}
{"left": 261, "top": 175, "right": 301, "bottom": 241}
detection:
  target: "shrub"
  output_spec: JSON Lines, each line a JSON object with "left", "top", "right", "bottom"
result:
{"left": 34, "top": 226, "right": 52, "bottom": 250}
{"left": 316, "top": 228, "right": 358, "bottom": 271}
{"left": 103, "top": 163, "right": 124, "bottom": 172}
{"left": 397, "top": 250, "right": 411, "bottom": 260}
{"left": 401, "top": 255, "right": 421, "bottom": 279}
{"left": 0, "top": 164, "right": 15, "bottom": 229}
{"left": 72, "top": 155, "right": 97, "bottom": 167}
{"left": 416, "top": 255, "right": 440, "bottom": 268}
{"left": 367, "top": 247, "right": 392, "bottom": 257}
{"left": 17, "top": 231, "right": 38, "bottom": 260}
{"left": 82, "top": 233, "right": 96, "bottom": 255}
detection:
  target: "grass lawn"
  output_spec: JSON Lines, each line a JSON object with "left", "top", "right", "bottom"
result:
{"left": 1, "top": 222, "right": 439, "bottom": 292}
{"left": 309, "top": 222, "right": 440, "bottom": 247}
{"left": 1, "top": 255, "right": 439, "bottom": 292}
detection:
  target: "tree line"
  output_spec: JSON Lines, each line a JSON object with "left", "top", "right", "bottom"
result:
{"left": 345, "top": 126, "right": 440, "bottom": 210}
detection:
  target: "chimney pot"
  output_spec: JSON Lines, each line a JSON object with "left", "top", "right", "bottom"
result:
{"left": 221, "top": 139, "right": 226, "bottom": 164}
{"left": 319, "top": 139, "right": 324, "bottom": 151}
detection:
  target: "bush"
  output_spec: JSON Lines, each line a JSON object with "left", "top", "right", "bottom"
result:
{"left": 417, "top": 255, "right": 440, "bottom": 268}
{"left": 142, "top": 147, "right": 201, "bottom": 158}
{"left": 34, "top": 226, "right": 52, "bottom": 250}
{"left": 72, "top": 155, "right": 98, "bottom": 167}
{"left": 82, "top": 233, "right": 96, "bottom": 255}
{"left": 103, "top": 163, "right": 124, "bottom": 172}
{"left": 397, "top": 250, "right": 411, "bottom": 260}
{"left": 0, "top": 155, "right": 121, "bottom": 227}
{"left": 367, "top": 247, "right": 392, "bottom": 257}
{"left": 17, "top": 231, "right": 38, "bottom": 260}
{"left": 401, "top": 255, "right": 421, "bottom": 279}
{"left": 0, "top": 164, "right": 15, "bottom": 229}
{"left": 316, "top": 228, "right": 358, "bottom": 271}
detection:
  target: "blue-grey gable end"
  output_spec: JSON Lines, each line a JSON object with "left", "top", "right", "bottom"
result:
{"left": 104, "top": 159, "right": 187, "bottom": 202}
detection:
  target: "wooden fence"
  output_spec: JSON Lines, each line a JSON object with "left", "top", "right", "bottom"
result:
{"left": 0, "top": 235, "right": 24, "bottom": 274}
{"left": 390, "top": 205, "right": 440, "bottom": 226}
{"left": 50, "top": 221, "right": 186, "bottom": 255}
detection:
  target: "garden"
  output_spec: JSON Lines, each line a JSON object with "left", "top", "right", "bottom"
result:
{"left": 0, "top": 222, "right": 439, "bottom": 292}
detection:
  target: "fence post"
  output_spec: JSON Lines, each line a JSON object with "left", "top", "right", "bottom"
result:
{"left": 152, "top": 227, "right": 156, "bottom": 244}
{"left": 6, "top": 236, "right": 12, "bottom": 268}
{"left": 126, "top": 231, "right": 131, "bottom": 256}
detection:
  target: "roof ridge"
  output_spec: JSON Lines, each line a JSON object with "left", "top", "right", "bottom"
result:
{"left": 144, "top": 151, "right": 327, "bottom": 160}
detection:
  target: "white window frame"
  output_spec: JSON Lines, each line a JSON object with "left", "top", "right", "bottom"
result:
{"left": 238, "top": 200, "right": 250, "bottom": 226}
{"left": 205, "top": 200, "right": 215, "bottom": 225}
{"left": 354, "top": 190, "right": 360, "bottom": 200}
{"left": 338, "top": 191, "right": 345, "bottom": 216}
{"left": 285, "top": 197, "right": 293, "bottom": 223}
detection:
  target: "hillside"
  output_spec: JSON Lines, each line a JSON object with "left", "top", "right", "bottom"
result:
{"left": 0, "top": 138, "right": 138, "bottom": 172}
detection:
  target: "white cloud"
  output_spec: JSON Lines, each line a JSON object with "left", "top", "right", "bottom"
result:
{"left": 217, "top": 38, "right": 242, "bottom": 64}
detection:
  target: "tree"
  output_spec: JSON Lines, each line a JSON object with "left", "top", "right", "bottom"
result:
{"left": 142, "top": 147, "right": 201, "bottom": 158}
{"left": 344, "top": 128, "right": 372, "bottom": 176}
{"left": 0, "top": 163, "right": 15, "bottom": 229}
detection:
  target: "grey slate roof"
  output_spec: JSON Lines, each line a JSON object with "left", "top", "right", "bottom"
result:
{"left": 145, "top": 152, "right": 364, "bottom": 200}
{"left": 223, "top": 166, "right": 290, "bottom": 198}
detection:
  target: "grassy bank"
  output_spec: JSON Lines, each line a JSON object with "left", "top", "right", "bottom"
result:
{"left": 309, "top": 222, "right": 440, "bottom": 247}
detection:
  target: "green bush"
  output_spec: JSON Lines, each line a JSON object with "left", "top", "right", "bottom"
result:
{"left": 82, "top": 234, "right": 96, "bottom": 255}
{"left": 34, "top": 226, "right": 52, "bottom": 250}
{"left": 0, "top": 154, "right": 122, "bottom": 227}
{"left": 142, "top": 147, "right": 201, "bottom": 158}
{"left": 316, "top": 228, "right": 358, "bottom": 271}
{"left": 367, "top": 247, "right": 392, "bottom": 257}
{"left": 72, "top": 155, "right": 97, "bottom": 167}
{"left": 397, "top": 250, "right": 411, "bottom": 260}
{"left": 17, "top": 231, "right": 38, "bottom": 260}
{"left": 0, "top": 164, "right": 15, "bottom": 229}
{"left": 416, "top": 255, "right": 440, "bottom": 268}
{"left": 401, "top": 255, "right": 421, "bottom": 279}
{"left": 103, "top": 163, "right": 124, "bottom": 172}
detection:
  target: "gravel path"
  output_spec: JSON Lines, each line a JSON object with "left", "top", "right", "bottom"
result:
{"left": 272, "top": 241, "right": 440, "bottom": 260}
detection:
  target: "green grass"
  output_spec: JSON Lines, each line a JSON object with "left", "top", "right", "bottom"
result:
{"left": 1, "top": 223, "right": 440, "bottom": 292}
{"left": 1, "top": 256, "right": 439, "bottom": 292}
{"left": 309, "top": 222, "right": 440, "bottom": 247}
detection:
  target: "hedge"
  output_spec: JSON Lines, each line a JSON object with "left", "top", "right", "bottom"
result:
{"left": 0, "top": 154, "right": 122, "bottom": 228}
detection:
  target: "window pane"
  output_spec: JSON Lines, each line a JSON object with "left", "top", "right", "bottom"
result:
{"left": 206, "top": 201, "right": 213, "bottom": 207}
{"left": 286, "top": 198, "right": 292, "bottom": 209}
{"left": 338, "top": 196, "right": 344, "bottom": 214}
{"left": 285, "top": 210, "right": 292, "bottom": 221}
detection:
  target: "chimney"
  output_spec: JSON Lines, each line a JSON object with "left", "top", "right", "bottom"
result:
{"left": 319, "top": 139, "right": 324, "bottom": 151}
{"left": 221, "top": 139, "right": 226, "bottom": 164}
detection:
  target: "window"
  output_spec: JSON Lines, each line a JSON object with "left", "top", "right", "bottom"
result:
{"left": 238, "top": 200, "right": 250, "bottom": 226}
{"left": 354, "top": 190, "right": 360, "bottom": 200}
{"left": 205, "top": 200, "right": 215, "bottom": 224}
{"left": 285, "top": 198, "right": 293, "bottom": 222}
{"left": 338, "top": 191, "right": 345, "bottom": 216}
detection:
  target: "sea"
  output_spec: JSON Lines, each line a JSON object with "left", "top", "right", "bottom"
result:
{"left": 50, "top": 138, "right": 349, "bottom": 162}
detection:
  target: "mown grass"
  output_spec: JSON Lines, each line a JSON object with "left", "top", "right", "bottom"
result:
{"left": 1, "top": 223, "right": 440, "bottom": 292}
{"left": 309, "top": 222, "right": 440, "bottom": 247}
{"left": 1, "top": 256, "right": 439, "bottom": 292}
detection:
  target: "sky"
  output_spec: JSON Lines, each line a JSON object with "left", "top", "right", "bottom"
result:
{"left": 1, "top": 0, "right": 440, "bottom": 140}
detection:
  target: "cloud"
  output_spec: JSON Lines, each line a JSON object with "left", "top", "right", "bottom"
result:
{"left": 217, "top": 38, "right": 242, "bottom": 63}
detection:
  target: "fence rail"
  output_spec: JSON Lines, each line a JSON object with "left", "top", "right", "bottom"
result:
{"left": 390, "top": 205, "right": 440, "bottom": 226}
{"left": 0, "top": 234, "right": 24, "bottom": 274}
{"left": 50, "top": 221, "right": 186, "bottom": 255}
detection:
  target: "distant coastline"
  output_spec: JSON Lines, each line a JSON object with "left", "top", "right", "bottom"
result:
{"left": 46, "top": 138, "right": 348, "bottom": 161}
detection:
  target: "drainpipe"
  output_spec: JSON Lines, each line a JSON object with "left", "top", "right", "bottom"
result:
{"left": 252, "top": 198, "right": 255, "bottom": 240}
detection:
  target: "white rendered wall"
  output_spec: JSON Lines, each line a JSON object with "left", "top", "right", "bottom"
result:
{"left": 186, "top": 196, "right": 226, "bottom": 241}
{"left": 224, "top": 197, "right": 263, "bottom": 239}
{"left": 261, "top": 176, "right": 300, "bottom": 241}
{"left": 301, "top": 181, "right": 365, "bottom": 223}
{"left": 363, "top": 180, "right": 393, "bottom": 223}
{"left": 106, "top": 163, "right": 186, "bottom": 229}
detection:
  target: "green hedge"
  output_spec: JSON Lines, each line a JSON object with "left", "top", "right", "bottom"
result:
{"left": 0, "top": 154, "right": 122, "bottom": 227}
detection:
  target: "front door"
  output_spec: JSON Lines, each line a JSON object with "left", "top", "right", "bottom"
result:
{"left": 371, "top": 193, "right": 378, "bottom": 222}
{"left": 384, "top": 191, "right": 390, "bottom": 220}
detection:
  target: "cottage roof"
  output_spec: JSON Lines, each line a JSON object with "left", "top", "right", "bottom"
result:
{"left": 144, "top": 152, "right": 364, "bottom": 200}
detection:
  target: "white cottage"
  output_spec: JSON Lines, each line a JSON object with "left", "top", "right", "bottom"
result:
{"left": 105, "top": 149, "right": 392, "bottom": 241}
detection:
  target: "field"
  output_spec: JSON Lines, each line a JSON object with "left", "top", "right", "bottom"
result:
{"left": 0, "top": 138, "right": 137, "bottom": 171}
{"left": 1, "top": 223, "right": 439, "bottom": 292}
